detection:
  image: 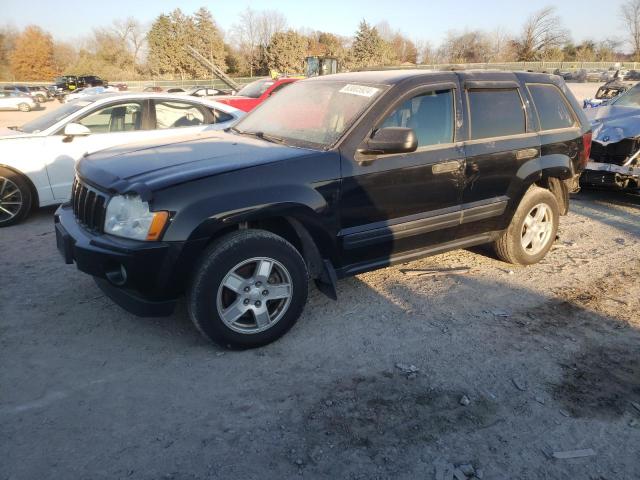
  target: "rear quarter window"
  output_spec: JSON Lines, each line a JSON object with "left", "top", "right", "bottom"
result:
{"left": 467, "top": 89, "right": 526, "bottom": 140}
{"left": 527, "top": 84, "right": 576, "bottom": 131}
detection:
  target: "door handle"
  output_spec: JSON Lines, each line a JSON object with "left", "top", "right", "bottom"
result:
{"left": 516, "top": 148, "right": 539, "bottom": 160}
{"left": 432, "top": 161, "right": 461, "bottom": 174}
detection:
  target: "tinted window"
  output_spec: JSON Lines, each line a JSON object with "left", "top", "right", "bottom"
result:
{"left": 212, "top": 109, "right": 233, "bottom": 124}
{"left": 380, "top": 89, "right": 454, "bottom": 147}
{"left": 155, "top": 101, "right": 205, "bottom": 129}
{"left": 78, "top": 102, "right": 143, "bottom": 133}
{"left": 236, "top": 79, "right": 274, "bottom": 98}
{"left": 527, "top": 84, "right": 575, "bottom": 130}
{"left": 467, "top": 89, "right": 525, "bottom": 140}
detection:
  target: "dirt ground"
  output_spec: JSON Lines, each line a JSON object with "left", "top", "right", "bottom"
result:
{"left": 1, "top": 83, "right": 640, "bottom": 480}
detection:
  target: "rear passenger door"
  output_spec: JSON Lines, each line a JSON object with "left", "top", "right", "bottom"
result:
{"left": 461, "top": 83, "right": 540, "bottom": 235}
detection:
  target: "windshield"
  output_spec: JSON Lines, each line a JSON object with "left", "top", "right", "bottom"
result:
{"left": 236, "top": 79, "right": 274, "bottom": 98}
{"left": 611, "top": 83, "right": 640, "bottom": 107}
{"left": 234, "top": 80, "right": 386, "bottom": 149}
{"left": 20, "top": 101, "right": 90, "bottom": 133}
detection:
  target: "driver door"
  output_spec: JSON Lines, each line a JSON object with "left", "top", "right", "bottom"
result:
{"left": 338, "top": 82, "right": 466, "bottom": 270}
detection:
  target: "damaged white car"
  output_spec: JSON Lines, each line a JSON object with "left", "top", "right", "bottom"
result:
{"left": 582, "top": 83, "right": 640, "bottom": 191}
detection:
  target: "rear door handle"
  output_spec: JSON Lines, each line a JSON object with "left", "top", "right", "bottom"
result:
{"left": 516, "top": 148, "right": 539, "bottom": 160}
{"left": 432, "top": 160, "right": 462, "bottom": 174}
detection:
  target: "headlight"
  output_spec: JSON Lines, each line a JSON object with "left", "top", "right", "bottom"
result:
{"left": 104, "top": 194, "right": 168, "bottom": 241}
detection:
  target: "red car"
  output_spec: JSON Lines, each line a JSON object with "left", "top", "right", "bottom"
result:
{"left": 216, "top": 77, "right": 298, "bottom": 112}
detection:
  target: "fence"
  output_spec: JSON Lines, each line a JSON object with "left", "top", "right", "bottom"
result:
{"left": 3, "top": 61, "right": 639, "bottom": 87}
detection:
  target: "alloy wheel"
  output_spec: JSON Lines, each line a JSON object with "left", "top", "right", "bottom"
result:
{"left": 520, "top": 203, "right": 553, "bottom": 255}
{"left": 0, "top": 176, "right": 23, "bottom": 224}
{"left": 216, "top": 257, "right": 293, "bottom": 334}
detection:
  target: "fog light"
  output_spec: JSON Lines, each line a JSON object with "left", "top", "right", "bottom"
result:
{"left": 105, "top": 263, "right": 128, "bottom": 286}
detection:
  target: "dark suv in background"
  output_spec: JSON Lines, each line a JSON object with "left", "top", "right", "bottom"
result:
{"left": 55, "top": 70, "right": 591, "bottom": 348}
{"left": 78, "top": 75, "right": 106, "bottom": 88}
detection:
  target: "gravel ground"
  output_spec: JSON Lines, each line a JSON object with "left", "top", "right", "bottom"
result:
{"left": 1, "top": 82, "right": 640, "bottom": 480}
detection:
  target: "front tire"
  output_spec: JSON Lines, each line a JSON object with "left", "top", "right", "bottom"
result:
{"left": 494, "top": 186, "right": 559, "bottom": 265}
{"left": 0, "top": 168, "right": 32, "bottom": 227}
{"left": 18, "top": 103, "right": 31, "bottom": 112}
{"left": 188, "top": 229, "right": 309, "bottom": 349}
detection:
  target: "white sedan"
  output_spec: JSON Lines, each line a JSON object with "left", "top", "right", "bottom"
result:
{"left": 0, "top": 93, "right": 244, "bottom": 226}
{"left": 0, "top": 91, "right": 38, "bottom": 112}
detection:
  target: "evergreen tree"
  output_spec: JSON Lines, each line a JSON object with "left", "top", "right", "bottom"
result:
{"left": 192, "top": 7, "right": 227, "bottom": 77}
{"left": 350, "top": 20, "right": 387, "bottom": 68}
{"left": 265, "top": 30, "right": 308, "bottom": 74}
{"left": 147, "top": 8, "right": 226, "bottom": 79}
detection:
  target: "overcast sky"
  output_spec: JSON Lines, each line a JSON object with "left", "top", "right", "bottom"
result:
{"left": 2, "top": 0, "right": 629, "bottom": 48}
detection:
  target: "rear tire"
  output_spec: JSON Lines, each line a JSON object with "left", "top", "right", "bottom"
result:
{"left": 187, "top": 229, "right": 309, "bottom": 349}
{"left": 494, "top": 186, "right": 559, "bottom": 265}
{"left": 0, "top": 168, "right": 32, "bottom": 227}
{"left": 18, "top": 103, "right": 31, "bottom": 112}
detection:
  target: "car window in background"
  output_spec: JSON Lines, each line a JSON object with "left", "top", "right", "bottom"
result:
{"left": 236, "top": 79, "right": 275, "bottom": 98}
{"left": 211, "top": 109, "right": 234, "bottom": 124}
{"left": 235, "top": 80, "right": 386, "bottom": 149}
{"left": 268, "top": 82, "right": 292, "bottom": 97}
{"left": 155, "top": 101, "right": 205, "bottom": 129}
{"left": 467, "top": 89, "right": 525, "bottom": 140}
{"left": 527, "top": 84, "right": 575, "bottom": 131}
{"left": 381, "top": 89, "right": 454, "bottom": 147}
{"left": 20, "top": 101, "right": 91, "bottom": 134}
{"left": 78, "top": 102, "right": 143, "bottom": 133}
{"left": 611, "top": 83, "right": 640, "bottom": 107}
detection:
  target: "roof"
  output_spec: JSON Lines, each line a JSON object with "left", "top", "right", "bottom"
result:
{"left": 304, "top": 69, "right": 560, "bottom": 86}
{"left": 67, "top": 92, "right": 244, "bottom": 114}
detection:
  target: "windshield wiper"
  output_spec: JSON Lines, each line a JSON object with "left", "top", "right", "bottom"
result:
{"left": 233, "top": 129, "right": 285, "bottom": 145}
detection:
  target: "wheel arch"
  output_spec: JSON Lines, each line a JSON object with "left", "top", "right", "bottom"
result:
{"left": 0, "top": 163, "right": 40, "bottom": 209}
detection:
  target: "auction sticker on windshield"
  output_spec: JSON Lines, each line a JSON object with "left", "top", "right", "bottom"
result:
{"left": 339, "top": 84, "right": 380, "bottom": 97}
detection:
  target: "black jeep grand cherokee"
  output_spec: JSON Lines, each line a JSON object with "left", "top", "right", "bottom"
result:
{"left": 55, "top": 70, "right": 591, "bottom": 348}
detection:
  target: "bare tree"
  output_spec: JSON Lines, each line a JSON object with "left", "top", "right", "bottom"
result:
{"left": 231, "top": 8, "right": 287, "bottom": 76}
{"left": 112, "top": 18, "right": 146, "bottom": 73}
{"left": 439, "top": 30, "right": 491, "bottom": 64}
{"left": 231, "top": 8, "right": 261, "bottom": 76}
{"left": 487, "top": 28, "right": 516, "bottom": 62}
{"left": 621, "top": 0, "right": 640, "bottom": 61}
{"left": 257, "top": 10, "right": 287, "bottom": 48}
{"left": 515, "top": 7, "right": 568, "bottom": 61}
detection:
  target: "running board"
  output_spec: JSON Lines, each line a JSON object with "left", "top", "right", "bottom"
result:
{"left": 336, "top": 233, "right": 496, "bottom": 278}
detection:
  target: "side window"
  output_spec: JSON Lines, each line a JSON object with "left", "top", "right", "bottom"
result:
{"left": 467, "top": 89, "right": 525, "bottom": 140}
{"left": 380, "top": 89, "right": 454, "bottom": 147}
{"left": 211, "top": 109, "right": 234, "bottom": 124}
{"left": 77, "top": 102, "right": 143, "bottom": 134}
{"left": 527, "top": 84, "right": 576, "bottom": 131}
{"left": 154, "top": 101, "right": 205, "bottom": 129}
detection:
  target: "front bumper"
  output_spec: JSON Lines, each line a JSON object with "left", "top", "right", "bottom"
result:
{"left": 55, "top": 203, "right": 183, "bottom": 316}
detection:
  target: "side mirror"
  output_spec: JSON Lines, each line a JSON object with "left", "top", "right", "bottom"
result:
{"left": 359, "top": 127, "right": 418, "bottom": 155}
{"left": 63, "top": 123, "right": 91, "bottom": 137}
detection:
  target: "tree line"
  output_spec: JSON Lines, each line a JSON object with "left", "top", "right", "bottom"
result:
{"left": 2, "top": 3, "right": 640, "bottom": 82}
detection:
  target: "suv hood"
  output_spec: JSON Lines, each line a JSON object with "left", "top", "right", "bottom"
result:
{"left": 77, "top": 130, "right": 319, "bottom": 197}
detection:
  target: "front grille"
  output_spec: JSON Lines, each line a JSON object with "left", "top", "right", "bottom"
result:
{"left": 71, "top": 177, "right": 107, "bottom": 232}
